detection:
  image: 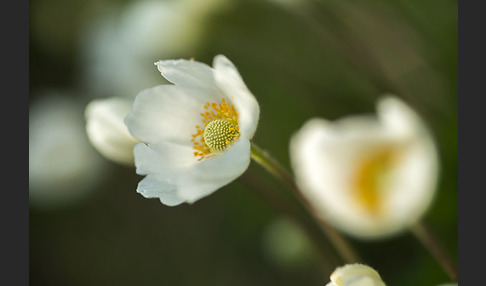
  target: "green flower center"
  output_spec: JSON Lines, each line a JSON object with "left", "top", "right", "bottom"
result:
{"left": 203, "top": 119, "right": 239, "bottom": 153}
{"left": 192, "top": 99, "right": 240, "bottom": 161}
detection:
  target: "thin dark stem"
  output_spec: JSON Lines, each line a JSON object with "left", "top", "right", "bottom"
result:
{"left": 250, "top": 142, "right": 360, "bottom": 264}
{"left": 240, "top": 171, "right": 342, "bottom": 270}
{"left": 411, "top": 221, "right": 458, "bottom": 281}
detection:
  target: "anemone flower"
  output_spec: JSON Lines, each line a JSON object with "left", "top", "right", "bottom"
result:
{"left": 124, "top": 55, "right": 259, "bottom": 206}
{"left": 290, "top": 96, "right": 439, "bottom": 239}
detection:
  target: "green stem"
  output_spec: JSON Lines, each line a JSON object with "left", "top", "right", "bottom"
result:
{"left": 250, "top": 142, "right": 360, "bottom": 264}
{"left": 411, "top": 221, "right": 458, "bottom": 281}
{"left": 241, "top": 170, "right": 342, "bottom": 270}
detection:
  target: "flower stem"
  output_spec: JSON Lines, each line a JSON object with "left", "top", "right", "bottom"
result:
{"left": 411, "top": 221, "right": 458, "bottom": 281}
{"left": 250, "top": 142, "right": 360, "bottom": 264}
{"left": 241, "top": 170, "right": 342, "bottom": 270}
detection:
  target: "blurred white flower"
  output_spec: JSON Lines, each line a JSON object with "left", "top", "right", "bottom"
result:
{"left": 85, "top": 97, "right": 139, "bottom": 166}
{"left": 29, "top": 94, "right": 108, "bottom": 209}
{"left": 290, "top": 96, "right": 439, "bottom": 239}
{"left": 326, "top": 264, "right": 386, "bottom": 286}
{"left": 124, "top": 55, "right": 260, "bottom": 206}
{"left": 78, "top": 0, "right": 233, "bottom": 99}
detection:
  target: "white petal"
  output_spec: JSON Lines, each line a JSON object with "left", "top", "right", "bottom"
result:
{"left": 213, "top": 55, "right": 260, "bottom": 139}
{"left": 155, "top": 58, "right": 218, "bottom": 92}
{"left": 85, "top": 97, "right": 138, "bottom": 166}
{"left": 137, "top": 176, "right": 184, "bottom": 206}
{"left": 29, "top": 94, "right": 107, "bottom": 209}
{"left": 377, "top": 96, "right": 439, "bottom": 233}
{"left": 178, "top": 139, "right": 251, "bottom": 203}
{"left": 125, "top": 84, "right": 218, "bottom": 145}
{"left": 328, "top": 264, "right": 386, "bottom": 286}
{"left": 291, "top": 118, "right": 355, "bottom": 227}
{"left": 378, "top": 95, "right": 428, "bottom": 139}
{"left": 133, "top": 142, "right": 196, "bottom": 179}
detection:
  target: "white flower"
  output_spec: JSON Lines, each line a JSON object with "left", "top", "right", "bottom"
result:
{"left": 29, "top": 93, "right": 108, "bottom": 209}
{"left": 326, "top": 264, "right": 386, "bottom": 286}
{"left": 124, "top": 55, "right": 260, "bottom": 206}
{"left": 85, "top": 97, "right": 139, "bottom": 166}
{"left": 290, "top": 96, "right": 439, "bottom": 239}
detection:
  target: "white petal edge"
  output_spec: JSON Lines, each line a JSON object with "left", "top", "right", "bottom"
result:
{"left": 155, "top": 58, "right": 218, "bottom": 91}
{"left": 213, "top": 54, "right": 260, "bottom": 139}
{"left": 133, "top": 142, "right": 196, "bottom": 180}
{"left": 137, "top": 175, "right": 184, "bottom": 206}
{"left": 378, "top": 95, "right": 431, "bottom": 139}
{"left": 178, "top": 138, "right": 251, "bottom": 203}
{"left": 327, "top": 264, "right": 386, "bottom": 286}
{"left": 85, "top": 97, "right": 138, "bottom": 166}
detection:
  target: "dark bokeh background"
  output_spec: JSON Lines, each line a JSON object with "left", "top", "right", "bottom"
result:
{"left": 29, "top": 0, "right": 457, "bottom": 285}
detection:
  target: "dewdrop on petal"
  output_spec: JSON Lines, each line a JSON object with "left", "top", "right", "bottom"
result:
{"left": 290, "top": 96, "right": 439, "bottom": 239}
{"left": 325, "top": 264, "right": 386, "bottom": 286}
{"left": 124, "top": 55, "right": 259, "bottom": 206}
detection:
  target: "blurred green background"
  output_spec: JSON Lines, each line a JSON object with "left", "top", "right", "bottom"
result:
{"left": 29, "top": 0, "right": 457, "bottom": 285}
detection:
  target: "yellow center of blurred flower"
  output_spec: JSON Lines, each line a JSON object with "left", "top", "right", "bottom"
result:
{"left": 352, "top": 148, "right": 397, "bottom": 216}
{"left": 191, "top": 99, "right": 240, "bottom": 161}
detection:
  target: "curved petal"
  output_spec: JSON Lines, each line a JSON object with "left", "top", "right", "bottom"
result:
{"left": 178, "top": 139, "right": 251, "bottom": 203}
{"left": 327, "top": 264, "right": 386, "bottom": 286}
{"left": 85, "top": 97, "right": 138, "bottom": 166}
{"left": 377, "top": 96, "right": 439, "bottom": 233}
{"left": 137, "top": 175, "right": 184, "bottom": 206}
{"left": 213, "top": 55, "right": 260, "bottom": 139}
{"left": 125, "top": 84, "right": 219, "bottom": 145}
{"left": 155, "top": 58, "right": 218, "bottom": 91}
{"left": 133, "top": 142, "right": 196, "bottom": 179}
{"left": 290, "top": 118, "right": 344, "bottom": 221}
{"left": 378, "top": 95, "right": 428, "bottom": 139}
{"left": 383, "top": 133, "right": 438, "bottom": 231}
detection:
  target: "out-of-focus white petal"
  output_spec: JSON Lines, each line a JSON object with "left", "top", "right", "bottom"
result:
{"left": 29, "top": 94, "right": 108, "bottom": 209}
{"left": 178, "top": 139, "right": 251, "bottom": 203}
{"left": 78, "top": 0, "right": 232, "bottom": 100}
{"left": 85, "top": 97, "right": 138, "bottom": 166}
{"left": 213, "top": 55, "right": 260, "bottom": 139}
{"left": 290, "top": 96, "right": 438, "bottom": 239}
{"left": 137, "top": 176, "right": 184, "bottom": 206}
{"left": 125, "top": 85, "right": 213, "bottom": 145}
{"left": 325, "top": 264, "right": 386, "bottom": 286}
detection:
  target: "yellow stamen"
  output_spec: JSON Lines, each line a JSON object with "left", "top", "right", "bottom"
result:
{"left": 191, "top": 98, "right": 240, "bottom": 160}
{"left": 352, "top": 148, "right": 398, "bottom": 216}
